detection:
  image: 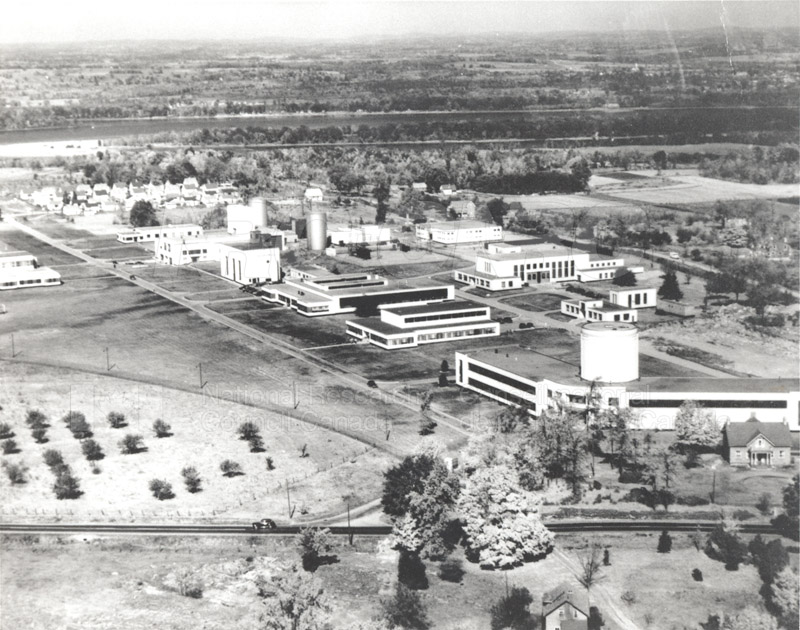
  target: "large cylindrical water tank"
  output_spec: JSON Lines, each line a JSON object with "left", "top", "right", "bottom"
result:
{"left": 580, "top": 322, "right": 639, "bottom": 383}
{"left": 249, "top": 197, "right": 268, "bottom": 228}
{"left": 307, "top": 211, "right": 327, "bottom": 252}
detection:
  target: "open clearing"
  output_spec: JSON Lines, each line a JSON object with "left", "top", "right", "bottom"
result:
{"left": 501, "top": 291, "right": 569, "bottom": 312}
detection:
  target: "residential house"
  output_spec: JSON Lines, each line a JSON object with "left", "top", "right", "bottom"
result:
{"left": 182, "top": 177, "right": 199, "bottom": 205}
{"left": 541, "top": 583, "right": 589, "bottom": 630}
{"left": 724, "top": 418, "right": 793, "bottom": 467}
{"left": 110, "top": 183, "right": 129, "bottom": 203}
{"left": 304, "top": 187, "right": 324, "bottom": 202}
{"left": 449, "top": 199, "right": 477, "bottom": 219}
{"left": 411, "top": 182, "right": 427, "bottom": 193}
{"left": 91, "top": 183, "right": 110, "bottom": 205}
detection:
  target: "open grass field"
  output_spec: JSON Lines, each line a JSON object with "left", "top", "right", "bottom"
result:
{"left": 0, "top": 226, "right": 83, "bottom": 266}
{"left": 227, "top": 307, "right": 352, "bottom": 349}
{"left": 143, "top": 264, "right": 234, "bottom": 294}
{"left": 501, "top": 291, "right": 570, "bottom": 312}
{"left": 85, "top": 245, "right": 153, "bottom": 260}
{"left": 0, "top": 362, "right": 390, "bottom": 523}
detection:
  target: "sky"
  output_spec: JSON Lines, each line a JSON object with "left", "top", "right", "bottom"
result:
{"left": 0, "top": 0, "right": 797, "bottom": 44}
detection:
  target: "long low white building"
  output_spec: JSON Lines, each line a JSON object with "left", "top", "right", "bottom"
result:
{"left": 454, "top": 241, "right": 626, "bottom": 291}
{"left": 117, "top": 224, "right": 203, "bottom": 244}
{"left": 329, "top": 224, "right": 391, "bottom": 246}
{"left": 455, "top": 322, "right": 800, "bottom": 431}
{"left": 416, "top": 221, "right": 502, "bottom": 244}
{"left": 0, "top": 252, "right": 61, "bottom": 290}
{"left": 346, "top": 299, "right": 499, "bottom": 349}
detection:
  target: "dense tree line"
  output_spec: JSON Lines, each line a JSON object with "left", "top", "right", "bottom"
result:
{"left": 699, "top": 145, "right": 799, "bottom": 184}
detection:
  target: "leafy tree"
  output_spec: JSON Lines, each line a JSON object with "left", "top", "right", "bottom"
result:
{"left": 220, "top": 459, "right": 243, "bottom": 477}
{"left": 756, "top": 493, "right": 773, "bottom": 516}
{"left": 129, "top": 200, "right": 159, "bottom": 228}
{"left": 392, "top": 458, "right": 460, "bottom": 559}
{"left": 749, "top": 536, "right": 789, "bottom": 586}
{"left": 459, "top": 465, "right": 553, "bottom": 568}
{"left": 81, "top": 439, "right": 104, "bottom": 461}
{"left": 53, "top": 467, "right": 82, "bottom": 500}
{"left": 489, "top": 586, "right": 534, "bottom": 630}
{"left": 706, "top": 522, "right": 747, "bottom": 570}
{"left": 258, "top": 566, "right": 332, "bottom": 630}
{"left": 296, "top": 527, "right": 334, "bottom": 572}
{"left": 63, "top": 411, "right": 92, "bottom": 438}
{"left": 439, "top": 360, "right": 449, "bottom": 373}
{"left": 200, "top": 205, "right": 227, "bottom": 229}
{"left": 782, "top": 475, "right": 799, "bottom": 517}
{"left": 658, "top": 269, "right": 684, "bottom": 301}
{"left": 483, "top": 198, "right": 510, "bottom": 226}
{"left": 2, "top": 438, "right": 19, "bottom": 454}
{"left": 692, "top": 568, "right": 704, "bottom": 582}
{"left": 153, "top": 419, "right": 172, "bottom": 438}
{"left": 107, "top": 411, "right": 127, "bottom": 429}
{"left": 43, "top": 449, "right": 65, "bottom": 471}
{"left": 768, "top": 567, "right": 799, "bottom": 630}
{"left": 721, "top": 607, "right": 779, "bottom": 630}
{"left": 149, "top": 479, "right": 175, "bottom": 500}
{"left": 532, "top": 408, "right": 587, "bottom": 494}
{"left": 119, "top": 434, "right": 145, "bottom": 454}
{"left": 382, "top": 454, "right": 435, "bottom": 517}
{"left": 437, "top": 557, "right": 464, "bottom": 583}
{"left": 373, "top": 177, "right": 391, "bottom": 224}
{"left": 674, "top": 401, "right": 720, "bottom": 450}
{"left": 2, "top": 460, "right": 29, "bottom": 484}
{"left": 612, "top": 271, "right": 637, "bottom": 286}
{"left": 657, "top": 530, "right": 673, "bottom": 553}
{"left": 31, "top": 427, "right": 48, "bottom": 443}
{"left": 380, "top": 583, "right": 430, "bottom": 630}
{"left": 181, "top": 466, "right": 202, "bottom": 493}
{"left": 0, "top": 423, "right": 13, "bottom": 439}
{"left": 248, "top": 434, "right": 265, "bottom": 452}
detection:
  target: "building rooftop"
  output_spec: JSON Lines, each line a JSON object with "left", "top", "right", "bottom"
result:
{"left": 542, "top": 583, "right": 589, "bottom": 618}
{"left": 382, "top": 299, "right": 485, "bottom": 317}
{"left": 725, "top": 420, "right": 793, "bottom": 447}
{"left": 583, "top": 321, "right": 638, "bottom": 332}
{"left": 481, "top": 243, "right": 576, "bottom": 261}
{"left": 427, "top": 220, "right": 497, "bottom": 231}
{"left": 626, "top": 377, "right": 800, "bottom": 394}
{"left": 350, "top": 315, "right": 496, "bottom": 337}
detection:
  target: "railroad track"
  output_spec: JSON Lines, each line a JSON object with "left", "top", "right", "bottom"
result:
{"left": 0, "top": 520, "right": 778, "bottom": 537}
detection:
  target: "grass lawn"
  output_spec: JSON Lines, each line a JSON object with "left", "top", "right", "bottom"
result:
{"left": 0, "top": 226, "right": 83, "bottom": 266}
{"left": 143, "top": 265, "right": 234, "bottom": 293}
{"left": 85, "top": 245, "right": 153, "bottom": 260}
{"left": 501, "top": 292, "right": 570, "bottom": 312}
{"left": 205, "top": 298, "right": 271, "bottom": 314}
{"left": 228, "top": 308, "right": 352, "bottom": 349}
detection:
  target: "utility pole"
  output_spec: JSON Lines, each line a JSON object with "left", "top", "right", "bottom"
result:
{"left": 292, "top": 381, "right": 299, "bottom": 409}
{"left": 198, "top": 363, "right": 206, "bottom": 389}
{"left": 105, "top": 347, "right": 111, "bottom": 371}
{"left": 286, "top": 480, "right": 292, "bottom": 518}
{"left": 10, "top": 334, "right": 15, "bottom": 358}
{"left": 347, "top": 502, "right": 353, "bottom": 545}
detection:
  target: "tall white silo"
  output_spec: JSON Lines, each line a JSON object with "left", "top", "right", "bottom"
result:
{"left": 307, "top": 211, "right": 328, "bottom": 252}
{"left": 580, "top": 322, "right": 639, "bottom": 383}
{"left": 249, "top": 197, "right": 268, "bottom": 228}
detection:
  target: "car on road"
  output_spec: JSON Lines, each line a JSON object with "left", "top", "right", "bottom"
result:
{"left": 669, "top": 252, "right": 681, "bottom": 260}
{"left": 252, "top": 518, "right": 277, "bottom": 530}
{"left": 367, "top": 379, "right": 378, "bottom": 389}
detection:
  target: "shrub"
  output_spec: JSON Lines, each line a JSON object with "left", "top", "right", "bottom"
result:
{"left": 2, "top": 438, "right": 19, "bottom": 454}
{"left": 603, "top": 549, "right": 610, "bottom": 566}
{"left": 589, "top": 607, "right": 605, "bottom": 630}
{"left": 31, "top": 427, "right": 48, "bottom": 443}
{"left": 398, "top": 550, "right": 428, "bottom": 590}
{"left": 381, "top": 583, "right": 429, "bottom": 630}
{"left": 62, "top": 411, "right": 86, "bottom": 425}
{"left": 53, "top": 468, "right": 82, "bottom": 500}
{"left": 247, "top": 434, "right": 265, "bottom": 452}
{"left": 43, "top": 449, "right": 65, "bottom": 470}
{"left": 677, "top": 494, "right": 710, "bottom": 506}
{"left": 174, "top": 568, "right": 203, "bottom": 598}
{"left": 438, "top": 557, "right": 464, "bottom": 583}
{"left": 265, "top": 456, "right": 275, "bottom": 471}
{"left": 490, "top": 586, "right": 533, "bottom": 630}
{"left": 771, "top": 514, "right": 799, "bottom": 541}
{"left": 152, "top": 419, "right": 172, "bottom": 438}
{"left": 706, "top": 524, "right": 747, "bottom": 570}
{"left": 419, "top": 417, "right": 437, "bottom": 436}
{"left": 2, "top": 460, "right": 29, "bottom": 484}
{"left": 26, "top": 410, "right": 48, "bottom": 429}
{"left": 0, "top": 422, "right": 13, "bottom": 439}
{"left": 237, "top": 422, "right": 260, "bottom": 441}
{"left": 220, "top": 460, "right": 242, "bottom": 477}
{"left": 657, "top": 530, "right": 673, "bottom": 553}
{"left": 692, "top": 568, "right": 703, "bottom": 582}
{"left": 81, "top": 439, "right": 105, "bottom": 461}
{"left": 118, "top": 434, "right": 145, "bottom": 454}
{"left": 67, "top": 415, "right": 92, "bottom": 439}
{"left": 107, "top": 412, "right": 127, "bottom": 429}
{"left": 296, "top": 526, "right": 334, "bottom": 572}
{"left": 181, "top": 466, "right": 202, "bottom": 493}
{"left": 621, "top": 590, "right": 637, "bottom": 606}
{"left": 756, "top": 493, "right": 773, "bottom": 515}
{"left": 148, "top": 479, "right": 175, "bottom": 500}
{"left": 618, "top": 469, "right": 645, "bottom": 484}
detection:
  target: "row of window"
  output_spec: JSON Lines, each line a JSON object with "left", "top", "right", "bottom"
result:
{"left": 468, "top": 362, "right": 538, "bottom": 396}
{"left": 417, "top": 326, "right": 496, "bottom": 342}
{"left": 467, "top": 378, "right": 536, "bottom": 410}
{"left": 404, "top": 309, "right": 487, "bottom": 324}
{"left": 629, "top": 399, "right": 788, "bottom": 409}
{"left": 1, "top": 277, "right": 59, "bottom": 287}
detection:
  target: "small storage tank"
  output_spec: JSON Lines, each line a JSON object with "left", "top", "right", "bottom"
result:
{"left": 249, "top": 197, "right": 268, "bottom": 228}
{"left": 580, "top": 322, "right": 639, "bottom": 383}
{"left": 307, "top": 211, "right": 327, "bottom": 252}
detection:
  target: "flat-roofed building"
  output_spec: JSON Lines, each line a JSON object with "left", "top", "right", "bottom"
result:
{"left": 454, "top": 241, "right": 625, "bottom": 291}
{"left": 328, "top": 224, "right": 391, "bottom": 246}
{"left": 416, "top": 221, "right": 502, "bottom": 244}
{"left": 454, "top": 324, "right": 800, "bottom": 430}
{"left": 219, "top": 244, "right": 281, "bottom": 285}
{"left": 0, "top": 252, "right": 61, "bottom": 290}
{"left": 117, "top": 224, "right": 203, "bottom": 244}
{"left": 346, "top": 299, "right": 499, "bottom": 349}
{"left": 609, "top": 287, "right": 658, "bottom": 309}
{"left": 261, "top": 273, "right": 454, "bottom": 317}
{"left": 155, "top": 238, "right": 218, "bottom": 265}
{"left": 561, "top": 298, "right": 638, "bottom": 322}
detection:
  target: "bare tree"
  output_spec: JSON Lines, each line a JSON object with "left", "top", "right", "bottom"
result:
{"left": 578, "top": 543, "right": 607, "bottom": 606}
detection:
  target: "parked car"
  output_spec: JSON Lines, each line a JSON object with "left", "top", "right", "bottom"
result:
{"left": 496, "top": 316, "right": 513, "bottom": 324}
{"left": 518, "top": 322, "right": 534, "bottom": 329}
{"left": 252, "top": 518, "right": 277, "bottom": 530}
{"left": 367, "top": 379, "right": 378, "bottom": 389}
{"left": 669, "top": 252, "right": 681, "bottom": 260}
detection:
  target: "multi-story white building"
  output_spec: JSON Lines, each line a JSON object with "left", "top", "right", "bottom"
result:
{"left": 261, "top": 272, "right": 454, "bottom": 317}
{"left": 454, "top": 241, "right": 625, "bottom": 291}
{"left": 416, "top": 221, "right": 502, "bottom": 245}
{"left": 0, "top": 252, "right": 61, "bottom": 290}
{"left": 219, "top": 245, "right": 281, "bottom": 285}
{"left": 455, "top": 322, "right": 800, "bottom": 431}
{"left": 117, "top": 224, "right": 203, "bottom": 244}
{"left": 155, "top": 238, "right": 218, "bottom": 265}
{"left": 328, "top": 224, "right": 392, "bottom": 246}
{"left": 346, "top": 299, "right": 499, "bottom": 349}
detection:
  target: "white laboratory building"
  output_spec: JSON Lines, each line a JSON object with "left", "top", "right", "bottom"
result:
{"left": 0, "top": 252, "right": 62, "bottom": 290}
{"left": 416, "top": 221, "right": 502, "bottom": 245}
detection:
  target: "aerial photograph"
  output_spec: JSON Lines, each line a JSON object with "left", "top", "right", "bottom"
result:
{"left": 0, "top": 0, "right": 798, "bottom": 628}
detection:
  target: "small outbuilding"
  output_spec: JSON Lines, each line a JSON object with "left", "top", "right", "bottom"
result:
{"left": 724, "top": 418, "right": 793, "bottom": 467}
